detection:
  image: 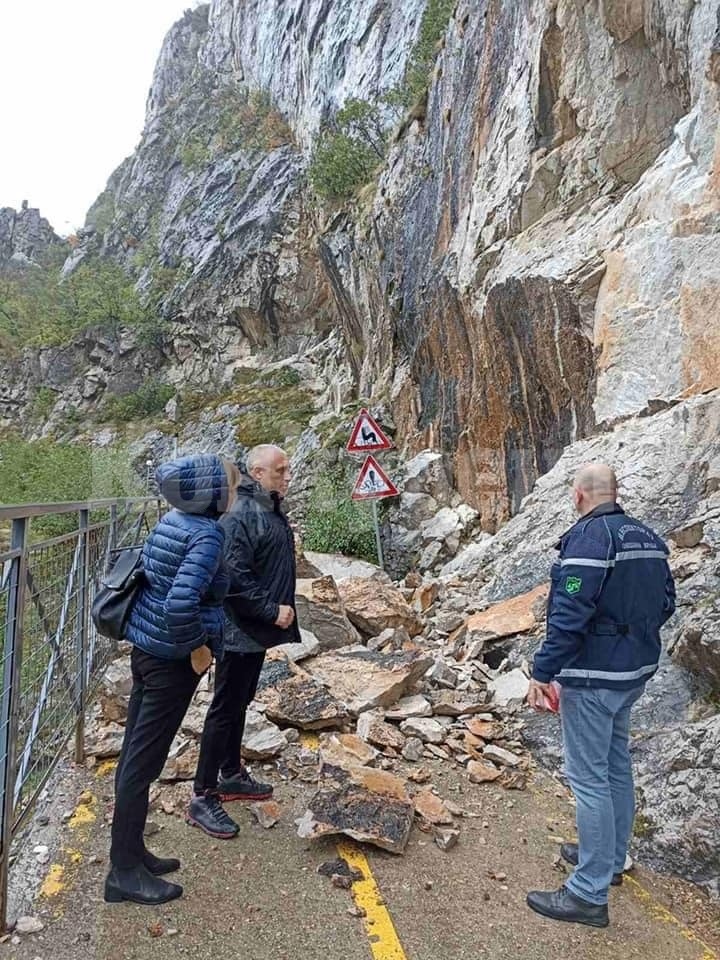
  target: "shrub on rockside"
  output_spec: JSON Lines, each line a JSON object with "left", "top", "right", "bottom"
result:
{"left": 103, "top": 382, "right": 175, "bottom": 423}
{"left": 304, "top": 471, "right": 378, "bottom": 563}
{"left": 402, "top": 0, "right": 456, "bottom": 107}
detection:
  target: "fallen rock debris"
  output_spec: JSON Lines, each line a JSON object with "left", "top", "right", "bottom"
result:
{"left": 86, "top": 563, "right": 537, "bottom": 855}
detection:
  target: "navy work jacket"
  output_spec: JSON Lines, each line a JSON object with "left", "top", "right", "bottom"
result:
{"left": 533, "top": 502, "right": 676, "bottom": 690}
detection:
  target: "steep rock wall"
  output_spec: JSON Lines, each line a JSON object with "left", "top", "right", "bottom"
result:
{"left": 318, "top": 0, "right": 720, "bottom": 528}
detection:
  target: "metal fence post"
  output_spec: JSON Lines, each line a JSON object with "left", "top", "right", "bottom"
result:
{"left": 109, "top": 503, "right": 118, "bottom": 554}
{"left": 0, "top": 518, "right": 28, "bottom": 930}
{"left": 74, "top": 510, "right": 89, "bottom": 765}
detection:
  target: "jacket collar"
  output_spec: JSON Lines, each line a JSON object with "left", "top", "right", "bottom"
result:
{"left": 236, "top": 474, "right": 284, "bottom": 513}
{"left": 554, "top": 502, "right": 625, "bottom": 549}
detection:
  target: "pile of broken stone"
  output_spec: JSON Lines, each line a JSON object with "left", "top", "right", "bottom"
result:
{"left": 85, "top": 551, "right": 549, "bottom": 855}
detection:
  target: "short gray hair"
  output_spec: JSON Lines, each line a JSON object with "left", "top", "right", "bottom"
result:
{"left": 246, "top": 444, "right": 286, "bottom": 472}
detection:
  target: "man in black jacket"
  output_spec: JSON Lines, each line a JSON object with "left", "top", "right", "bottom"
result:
{"left": 187, "top": 444, "right": 300, "bottom": 838}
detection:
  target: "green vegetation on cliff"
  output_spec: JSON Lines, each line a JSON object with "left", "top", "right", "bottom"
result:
{"left": 0, "top": 255, "right": 149, "bottom": 350}
{"left": 103, "top": 381, "right": 175, "bottom": 423}
{"left": 308, "top": 0, "right": 456, "bottom": 202}
{"left": 403, "top": 0, "right": 456, "bottom": 106}
{"left": 179, "top": 85, "right": 292, "bottom": 170}
{"left": 0, "top": 436, "right": 144, "bottom": 537}
{"left": 230, "top": 367, "right": 315, "bottom": 448}
{"left": 309, "top": 98, "right": 393, "bottom": 202}
{"left": 304, "top": 468, "right": 377, "bottom": 563}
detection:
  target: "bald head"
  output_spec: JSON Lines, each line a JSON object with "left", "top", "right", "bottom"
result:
{"left": 572, "top": 463, "right": 617, "bottom": 516}
{"left": 247, "top": 444, "right": 291, "bottom": 497}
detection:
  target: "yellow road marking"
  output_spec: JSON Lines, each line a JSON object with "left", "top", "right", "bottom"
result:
{"left": 67, "top": 792, "right": 97, "bottom": 828}
{"left": 95, "top": 760, "right": 117, "bottom": 778}
{"left": 300, "top": 732, "right": 408, "bottom": 959}
{"left": 39, "top": 791, "right": 98, "bottom": 915}
{"left": 40, "top": 864, "right": 65, "bottom": 898}
{"left": 338, "top": 841, "right": 408, "bottom": 960}
{"left": 625, "top": 875, "right": 718, "bottom": 960}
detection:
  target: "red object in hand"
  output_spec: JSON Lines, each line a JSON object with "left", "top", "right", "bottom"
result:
{"left": 544, "top": 682, "right": 561, "bottom": 714}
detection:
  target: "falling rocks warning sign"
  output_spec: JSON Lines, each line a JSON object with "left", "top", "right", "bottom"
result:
{"left": 351, "top": 455, "right": 399, "bottom": 501}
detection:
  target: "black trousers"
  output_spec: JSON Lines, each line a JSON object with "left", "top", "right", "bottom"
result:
{"left": 111, "top": 647, "right": 200, "bottom": 869}
{"left": 193, "top": 650, "right": 266, "bottom": 794}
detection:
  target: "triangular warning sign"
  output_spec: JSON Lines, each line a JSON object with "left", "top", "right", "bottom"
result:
{"left": 346, "top": 408, "right": 392, "bottom": 453}
{"left": 351, "top": 455, "right": 399, "bottom": 501}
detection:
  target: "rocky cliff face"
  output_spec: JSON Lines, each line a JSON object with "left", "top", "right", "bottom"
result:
{"left": 0, "top": 204, "right": 61, "bottom": 268}
{"left": 323, "top": 0, "right": 720, "bottom": 528}
{"left": 1, "top": 0, "right": 719, "bottom": 892}
{"left": 9, "top": 2, "right": 720, "bottom": 491}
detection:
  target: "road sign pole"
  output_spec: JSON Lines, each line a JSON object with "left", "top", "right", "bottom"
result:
{"left": 371, "top": 499, "right": 384, "bottom": 571}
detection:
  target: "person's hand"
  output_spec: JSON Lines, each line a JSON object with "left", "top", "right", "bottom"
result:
{"left": 275, "top": 605, "right": 295, "bottom": 629}
{"left": 527, "top": 678, "right": 553, "bottom": 712}
{"left": 191, "top": 645, "right": 213, "bottom": 676}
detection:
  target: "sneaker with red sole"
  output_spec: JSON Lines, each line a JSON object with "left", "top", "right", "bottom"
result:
{"left": 218, "top": 767, "right": 273, "bottom": 802}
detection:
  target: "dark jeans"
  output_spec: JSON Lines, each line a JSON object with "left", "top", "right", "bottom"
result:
{"left": 194, "top": 650, "right": 266, "bottom": 793}
{"left": 111, "top": 647, "right": 200, "bottom": 869}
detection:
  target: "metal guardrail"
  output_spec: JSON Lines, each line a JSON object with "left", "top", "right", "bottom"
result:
{"left": 0, "top": 497, "right": 163, "bottom": 928}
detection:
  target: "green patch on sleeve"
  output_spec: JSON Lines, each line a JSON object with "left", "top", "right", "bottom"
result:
{"left": 564, "top": 576, "right": 583, "bottom": 595}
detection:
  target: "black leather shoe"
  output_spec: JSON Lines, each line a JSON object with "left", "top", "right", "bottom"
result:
{"left": 143, "top": 849, "right": 181, "bottom": 876}
{"left": 561, "top": 843, "right": 623, "bottom": 886}
{"left": 104, "top": 864, "right": 183, "bottom": 905}
{"left": 187, "top": 792, "right": 239, "bottom": 839}
{"left": 527, "top": 885, "right": 609, "bottom": 928}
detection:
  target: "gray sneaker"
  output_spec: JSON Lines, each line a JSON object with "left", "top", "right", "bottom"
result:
{"left": 186, "top": 793, "right": 239, "bottom": 839}
{"left": 218, "top": 767, "right": 273, "bottom": 802}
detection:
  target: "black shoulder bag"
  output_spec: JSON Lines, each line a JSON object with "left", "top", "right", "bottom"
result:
{"left": 91, "top": 545, "right": 145, "bottom": 641}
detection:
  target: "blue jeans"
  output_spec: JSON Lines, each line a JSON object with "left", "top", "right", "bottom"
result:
{"left": 560, "top": 684, "right": 645, "bottom": 905}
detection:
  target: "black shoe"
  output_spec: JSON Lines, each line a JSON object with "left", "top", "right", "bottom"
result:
{"left": 527, "top": 885, "right": 609, "bottom": 928}
{"left": 218, "top": 767, "right": 273, "bottom": 802}
{"left": 560, "top": 843, "right": 623, "bottom": 886}
{"left": 143, "top": 849, "right": 180, "bottom": 876}
{"left": 186, "top": 792, "right": 239, "bottom": 839}
{"left": 104, "top": 864, "right": 183, "bottom": 905}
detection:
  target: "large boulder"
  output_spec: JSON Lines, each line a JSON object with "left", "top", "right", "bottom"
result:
{"left": 303, "top": 552, "right": 384, "bottom": 582}
{"left": 242, "top": 708, "right": 289, "bottom": 760}
{"left": 295, "top": 576, "right": 361, "bottom": 652}
{"left": 296, "top": 761, "right": 414, "bottom": 854}
{"left": 306, "top": 647, "right": 434, "bottom": 716}
{"left": 635, "top": 715, "right": 720, "bottom": 896}
{"left": 455, "top": 586, "right": 548, "bottom": 660}
{"left": 396, "top": 492, "right": 440, "bottom": 529}
{"left": 337, "top": 577, "right": 424, "bottom": 638}
{"left": 259, "top": 671, "right": 349, "bottom": 731}
{"left": 403, "top": 451, "right": 453, "bottom": 503}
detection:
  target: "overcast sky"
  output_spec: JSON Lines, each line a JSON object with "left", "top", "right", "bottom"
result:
{"left": 0, "top": 0, "right": 196, "bottom": 236}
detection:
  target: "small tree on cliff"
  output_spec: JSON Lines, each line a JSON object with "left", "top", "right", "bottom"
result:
{"left": 309, "top": 98, "right": 390, "bottom": 202}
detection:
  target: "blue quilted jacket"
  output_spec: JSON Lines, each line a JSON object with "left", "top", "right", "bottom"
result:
{"left": 124, "top": 454, "right": 231, "bottom": 659}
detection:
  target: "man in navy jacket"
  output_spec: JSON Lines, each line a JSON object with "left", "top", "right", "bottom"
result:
{"left": 526, "top": 464, "right": 675, "bottom": 928}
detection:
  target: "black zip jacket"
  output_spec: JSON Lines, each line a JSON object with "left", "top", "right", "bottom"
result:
{"left": 220, "top": 476, "right": 300, "bottom": 651}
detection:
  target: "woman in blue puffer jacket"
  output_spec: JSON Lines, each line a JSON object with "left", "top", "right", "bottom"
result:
{"left": 105, "top": 453, "right": 240, "bottom": 907}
